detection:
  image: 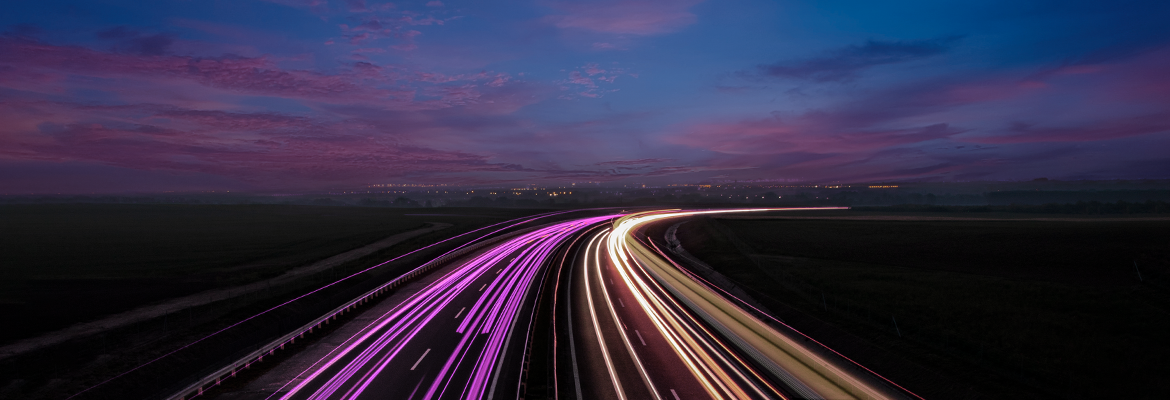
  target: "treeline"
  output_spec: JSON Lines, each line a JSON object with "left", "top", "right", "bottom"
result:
{"left": 855, "top": 200, "right": 1170, "bottom": 214}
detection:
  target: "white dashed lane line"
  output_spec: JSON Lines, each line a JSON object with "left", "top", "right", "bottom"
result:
{"left": 410, "top": 348, "right": 431, "bottom": 371}
{"left": 454, "top": 307, "right": 465, "bottom": 319}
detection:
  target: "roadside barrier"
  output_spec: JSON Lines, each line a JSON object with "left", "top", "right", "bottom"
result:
{"left": 168, "top": 225, "right": 540, "bottom": 400}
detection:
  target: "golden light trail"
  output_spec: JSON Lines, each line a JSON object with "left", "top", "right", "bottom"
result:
{"left": 592, "top": 231, "right": 663, "bottom": 400}
{"left": 595, "top": 207, "right": 899, "bottom": 400}
{"left": 582, "top": 231, "right": 628, "bottom": 400}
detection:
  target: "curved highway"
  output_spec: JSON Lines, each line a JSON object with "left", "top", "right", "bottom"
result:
{"left": 560, "top": 208, "right": 912, "bottom": 400}
{"left": 210, "top": 208, "right": 915, "bottom": 400}
{"left": 270, "top": 215, "right": 615, "bottom": 400}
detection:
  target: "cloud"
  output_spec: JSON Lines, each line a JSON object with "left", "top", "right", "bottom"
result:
{"left": 260, "top": 0, "right": 328, "bottom": 12}
{"left": 0, "top": 37, "right": 529, "bottom": 111}
{"left": 0, "top": 100, "right": 548, "bottom": 189}
{"left": 96, "top": 26, "right": 176, "bottom": 55}
{"left": 542, "top": 0, "right": 703, "bottom": 35}
{"left": 345, "top": 0, "right": 368, "bottom": 12}
{"left": 595, "top": 158, "right": 674, "bottom": 166}
{"left": 759, "top": 36, "right": 962, "bottom": 82}
{"left": 559, "top": 63, "right": 625, "bottom": 98}
{"left": 674, "top": 43, "right": 1170, "bottom": 182}
{"left": 966, "top": 115, "right": 1170, "bottom": 144}
{"left": 671, "top": 116, "right": 963, "bottom": 156}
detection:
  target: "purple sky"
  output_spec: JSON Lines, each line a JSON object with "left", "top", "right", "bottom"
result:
{"left": 2, "top": 0, "right": 1169, "bottom": 193}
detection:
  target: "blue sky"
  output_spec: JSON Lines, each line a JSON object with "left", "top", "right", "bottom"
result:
{"left": 1, "top": 0, "right": 1168, "bottom": 192}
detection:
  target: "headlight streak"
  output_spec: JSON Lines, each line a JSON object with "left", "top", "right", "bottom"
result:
{"left": 604, "top": 218, "right": 764, "bottom": 400}
{"left": 582, "top": 230, "right": 630, "bottom": 400}
{"left": 588, "top": 230, "right": 663, "bottom": 400}
{"left": 74, "top": 210, "right": 591, "bottom": 400}
{"left": 623, "top": 244, "right": 787, "bottom": 399}
{"left": 607, "top": 208, "right": 906, "bottom": 400}
{"left": 280, "top": 216, "right": 616, "bottom": 400}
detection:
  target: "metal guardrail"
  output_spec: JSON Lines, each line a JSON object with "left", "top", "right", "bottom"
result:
{"left": 168, "top": 226, "right": 539, "bottom": 400}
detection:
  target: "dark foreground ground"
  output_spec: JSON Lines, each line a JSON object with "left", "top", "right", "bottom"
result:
{"left": 671, "top": 210, "right": 1170, "bottom": 399}
{"left": 0, "top": 204, "right": 549, "bottom": 399}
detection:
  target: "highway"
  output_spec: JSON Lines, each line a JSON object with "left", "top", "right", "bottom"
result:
{"left": 268, "top": 215, "right": 616, "bottom": 400}
{"left": 207, "top": 208, "right": 914, "bottom": 400}
{"left": 560, "top": 208, "right": 912, "bottom": 400}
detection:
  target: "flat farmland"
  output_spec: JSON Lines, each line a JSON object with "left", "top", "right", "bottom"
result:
{"left": 673, "top": 212, "right": 1170, "bottom": 399}
{"left": 0, "top": 204, "right": 530, "bottom": 345}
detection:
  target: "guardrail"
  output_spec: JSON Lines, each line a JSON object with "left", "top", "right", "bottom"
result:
{"left": 168, "top": 225, "right": 539, "bottom": 400}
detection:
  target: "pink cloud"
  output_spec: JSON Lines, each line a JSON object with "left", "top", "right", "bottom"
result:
{"left": 543, "top": 0, "right": 704, "bottom": 35}
{"left": 964, "top": 115, "right": 1170, "bottom": 144}
{"left": 670, "top": 116, "right": 963, "bottom": 156}
{"left": 0, "top": 38, "right": 528, "bottom": 112}
{"left": 0, "top": 100, "right": 558, "bottom": 189}
{"left": 595, "top": 158, "right": 674, "bottom": 166}
{"left": 583, "top": 63, "right": 606, "bottom": 75}
{"left": 568, "top": 71, "right": 596, "bottom": 87}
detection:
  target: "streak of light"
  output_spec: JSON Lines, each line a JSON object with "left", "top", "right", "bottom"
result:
{"left": 279, "top": 215, "right": 617, "bottom": 400}
{"left": 601, "top": 207, "right": 905, "bottom": 400}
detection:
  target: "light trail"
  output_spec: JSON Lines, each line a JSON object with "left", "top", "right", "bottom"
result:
{"left": 73, "top": 209, "right": 585, "bottom": 399}
{"left": 584, "top": 207, "right": 907, "bottom": 400}
{"left": 278, "top": 215, "right": 618, "bottom": 400}
{"left": 583, "top": 224, "right": 780, "bottom": 400}
{"left": 186, "top": 207, "right": 915, "bottom": 400}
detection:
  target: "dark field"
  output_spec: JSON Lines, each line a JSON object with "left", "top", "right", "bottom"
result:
{"left": 0, "top": 204, "right": 552, "bottom": 399}
{"left": 0, "top": 204, "right": 537, "bottom": 345}
{"left": 673, "top": 212, "right": 1170, "bottom": 399}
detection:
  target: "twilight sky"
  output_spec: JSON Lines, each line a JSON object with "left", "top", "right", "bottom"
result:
{"left": 2, "top": 0, "right": 1169, "bottom": 193}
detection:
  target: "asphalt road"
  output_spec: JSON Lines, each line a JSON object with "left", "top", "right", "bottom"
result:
{"left": 210, "top": 208, "right": 913, "bottom": 400}
{"left": 566, "top": 227, "right": 788, "bottom": 400}
{"left": 214, "top": 215, "right": 615, "bottom": 400}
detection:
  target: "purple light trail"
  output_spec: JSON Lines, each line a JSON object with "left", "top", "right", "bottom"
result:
{"left": 279, "top": 215, "right": 619, "bottom": 400}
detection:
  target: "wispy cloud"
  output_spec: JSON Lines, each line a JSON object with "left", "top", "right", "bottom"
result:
{"left": 542, "top": 0, "right": 703, "bottom": 35}
{"left": 759, "top": 36, "right": 962, "bottom": 82}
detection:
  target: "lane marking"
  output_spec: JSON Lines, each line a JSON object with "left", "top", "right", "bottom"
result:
{"left": 594, "top": 232, "right": 662, "bottom": 400}
{"left": 584, "top": 231, "right": 627, "bottom": 400}
{"left": 671, "top": 389, "right": 681, "bottom": 400}
{"left": 635, "top": 330, "right": 646, "bottom": 346}
{"left": 479, "top": 284, "right": 486, "bottom": 291}
{"left": 454, "top": 307, "right": 465, "bottom": 319}
{"left": 496, "top": 269, "right": 502, "bottom": 274}
{"left": 410, "top": 348, "right": 431, "bottom": 371}
{"left": 618, "top": 298, "right": 625, "bottom": 308}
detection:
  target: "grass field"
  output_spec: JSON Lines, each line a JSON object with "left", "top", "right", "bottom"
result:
{"left": 672, "top": 211, "right": 1170, "bottom": 399}
{"left": 0, "top": 203, "right": 556, "bottom": 399}
{"left": 0, "top": 204, "right": 536, "bottom": 345}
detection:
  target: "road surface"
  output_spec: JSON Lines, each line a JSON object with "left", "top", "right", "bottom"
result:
{"left": 209, "top": 208, "right": 916, "bottom": 400}
{"left": 560, "top": 209, "right": 912, "bottom": 400}
{"left": 264, "top": 215, "right": 615, "bottom": 400}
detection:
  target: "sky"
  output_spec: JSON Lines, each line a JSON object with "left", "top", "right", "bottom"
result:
{"left": 2, "top": 0, "right": 1169, "bottom": 193}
